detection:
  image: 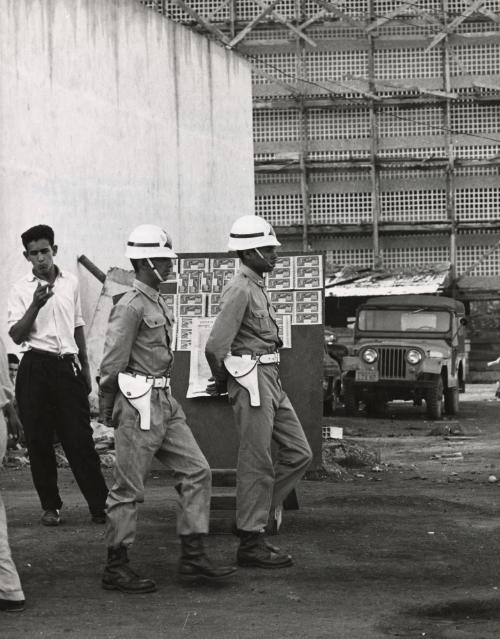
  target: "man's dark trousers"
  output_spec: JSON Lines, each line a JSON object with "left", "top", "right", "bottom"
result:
{"left": 16, "top": 350, "right": 108, "bottom": 514}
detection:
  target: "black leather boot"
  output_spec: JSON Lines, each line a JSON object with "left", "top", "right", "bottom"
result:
{"left": 102, "top": 545, "right": 157, "bottom": 594}
{"left": 237, "top": 531, "right": 293, "bottom": 569}
{"left": 178, "top": 534, "right": 237, "bottom": 582}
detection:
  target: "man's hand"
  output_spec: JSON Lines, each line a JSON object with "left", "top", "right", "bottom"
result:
{"left": 206, "top": 376, "right": 227, "bottom": 396}
{"left": 32, "top": 282, "right": 54, "bottom": 310}
{"left": 4, "top": 404, "right": 24, "bottom": 447}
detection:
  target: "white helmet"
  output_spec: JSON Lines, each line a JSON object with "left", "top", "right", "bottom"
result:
{"left": 227, "top": 215, "right": 281, "bottom": 251}
{"left": 125, "top": 224, "right": 177, "bottom": 259}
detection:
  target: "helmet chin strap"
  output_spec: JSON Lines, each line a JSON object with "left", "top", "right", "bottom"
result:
{"left": 146, "top": 258, "right": 165, "bottom": 283}
{"left": 254, "top": 248, "right": 274, "bottom": 269}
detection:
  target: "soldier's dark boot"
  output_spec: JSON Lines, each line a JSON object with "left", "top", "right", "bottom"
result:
{"left": 178, "top": 534, "right": 237, "bottom": 582}
{"left": 102, "top": 545, "right": 157, "bottom": 594}
{"left": 237, "top": 531, "right": 293, "bottom": 569}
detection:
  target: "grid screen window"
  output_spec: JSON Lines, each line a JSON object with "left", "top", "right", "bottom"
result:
{"left": 456, "top": 188, "right": 500, "bottom": 221}
{"left": 381, "top": 191, "right": 446, "bottom": 222}
{"left": 374, "top": 48, "right": 442, "bottom": 80}
{"left": 310, "top": 193, "right": 372, "bottom": 225}
{"left": 308, "top": 108, "right": 370, "bottom": 140}
{"left": 457, "top": 245, "right": 500, "bottom": 277}
{"left": 255, "top": 194, "right": 303, "bottom": 226}
{"left": 325, "top": 248, "right": 373, "bottom": 270}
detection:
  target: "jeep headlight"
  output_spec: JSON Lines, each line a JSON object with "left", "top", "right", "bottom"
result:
{"left": 362, "top": 348, "right": 378, "bottom": 364}
{"left": 406, "top": 349, "right": 422, "bottom": 365}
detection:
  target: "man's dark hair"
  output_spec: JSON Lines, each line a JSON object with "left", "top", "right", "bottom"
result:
{"left": 21, "top": 225, "right": 55, "bottom": 250}
{"left": 130, "top": 259, "right": 141, "bottom": 273}
{"left": 8, "top": 353, "right": 19, "bottom": 365}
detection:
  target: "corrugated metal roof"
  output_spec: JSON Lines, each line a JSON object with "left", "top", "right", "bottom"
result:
{"left": 325, "top": 263, "right": 451, "bottom": 297}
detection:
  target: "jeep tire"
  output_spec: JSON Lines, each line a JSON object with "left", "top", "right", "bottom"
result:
{"left": 344, "top": 384, "right": 359, "bottom": 416}
{"left": 365, "top": 399, "right": 387, "bottom": 417}
{"left": 426, "top": 376, "right": 444, "bottom": 420}
{"left": 444, "top": 386, "right": 459, "bottom": 415}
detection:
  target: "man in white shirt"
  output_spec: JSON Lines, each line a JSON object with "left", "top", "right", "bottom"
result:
{"left": 0, "top": 338, "right": 25, "bottom": 612}
{"left": 8, "top": 225, "right": 108, "bottom": 526}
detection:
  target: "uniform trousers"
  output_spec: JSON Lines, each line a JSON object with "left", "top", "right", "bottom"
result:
{"left": 227, "top": 364, "right": 313, "bottom": 532}
{"left": 16, "top": 351, "right": 108, "bottom": 515}
{"left": 0, "top": 412, "right": 25, "bottom": 602}
{"left": 105, "top": 389, "right": 211, "bottom": 548}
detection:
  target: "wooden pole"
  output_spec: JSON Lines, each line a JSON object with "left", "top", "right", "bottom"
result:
{"left": 296, "top": 0, "right": 310, "bottom": 252}
{"left": 368, "top": 0, "right": 381, "bottom": 268}
{"left": 78, "top": 255, "right": 106, "bottom": 284}
{"left": 229, "top": 0, "right": 236, "bottom": 39}
{"left": 442, "top": 0, "right": 457, "bottom": 292}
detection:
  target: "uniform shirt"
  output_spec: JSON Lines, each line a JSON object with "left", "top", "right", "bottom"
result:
{"left": 205, "top": 264, "right": 281, "bottom": 382}
{"left": 0, "top": 338, "right": 14, "bottom": 410}
{"left": 7, "top": 268, "right": 85, "bottom": 355}
{"left": 99, "top": 279, "right": 174, "bottom": 414}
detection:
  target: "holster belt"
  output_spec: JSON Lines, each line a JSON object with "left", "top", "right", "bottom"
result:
{"left": 118, "top": 372, "right": 170, "bottom": 431}
{"left": 126, "top": 371, "right": 170, "bottom": 388}
{"left": 254, "top": 353, "right": 280, "bottom": 364}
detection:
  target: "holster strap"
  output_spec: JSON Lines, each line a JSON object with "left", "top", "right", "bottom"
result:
{"left": 256, "top": 353, "right": 280, "bottom": 364}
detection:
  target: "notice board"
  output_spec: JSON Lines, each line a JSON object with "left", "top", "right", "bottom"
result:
{"left": 162, "top": 253, "right": 324, "bottom": 470}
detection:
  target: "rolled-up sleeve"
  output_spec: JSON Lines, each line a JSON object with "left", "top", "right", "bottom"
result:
{"left": 7, "top": 283, "right": 26, "bottom": 327}
{"left": 205, "top": 286, "right": 247, "bottom": 381}
{"left": 0, "top": 339, "right": 14, "bottom": 409}
{"left": 99, "top": 303, "right": 141, "bottom": 415}
{"left": 73, "top": 281, "right": 85, "bottom": 328}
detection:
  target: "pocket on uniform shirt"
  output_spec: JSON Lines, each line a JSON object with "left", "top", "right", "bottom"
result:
{"left": 250, "top": 309, "right": 272, "bottom": 334}
{"left": 143, "top": 314, "right": 167, "bottom": 344}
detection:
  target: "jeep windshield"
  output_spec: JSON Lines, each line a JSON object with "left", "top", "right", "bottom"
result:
{"left": 357, "top": 308, "right": 451, "bottom": 333}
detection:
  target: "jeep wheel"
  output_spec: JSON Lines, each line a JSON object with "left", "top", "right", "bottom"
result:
{"left": 444, "top": 386, "right": 459, "bottom": 415}
{"left": 365, "top": 399, "right": 387, "bottom": 417}
{"left": 323, "top": 380, "right": 340, "bottom": 416}
{"left": 344, "top": 385, "right": 359, "bottom": 416}
{"left": 426, "top": 377, "right": 444, "bottom": 420}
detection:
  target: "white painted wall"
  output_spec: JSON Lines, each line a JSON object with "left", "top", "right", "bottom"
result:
{"left": 0, "top": 0, "right": 254, "bottom": 349}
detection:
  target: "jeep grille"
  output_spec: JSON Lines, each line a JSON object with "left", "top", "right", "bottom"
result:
{"left": 378, "top": 347, "right": 407, "bottom": 379}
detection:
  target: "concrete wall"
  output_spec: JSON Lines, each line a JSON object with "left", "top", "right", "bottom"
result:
{"left": 0, "top": 0, "right": 254, "bottom": 349}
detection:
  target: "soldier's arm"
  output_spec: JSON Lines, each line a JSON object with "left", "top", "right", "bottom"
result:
{"left": 205, "top": 286, "right": 247, "bottom": 384}
{"left": 98, "top": 303, "right": 141, "bottom": 424}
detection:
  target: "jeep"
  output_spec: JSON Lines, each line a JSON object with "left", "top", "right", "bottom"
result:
{"left": 342, "top": 294, "right": 467, "bottom": 419}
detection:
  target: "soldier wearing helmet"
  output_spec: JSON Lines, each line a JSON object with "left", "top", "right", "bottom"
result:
{"left": 205, "top": 215, "right": 312, "bottom": 569}
{"left": 98, "top": 224, "right": 236, "bottom": 594}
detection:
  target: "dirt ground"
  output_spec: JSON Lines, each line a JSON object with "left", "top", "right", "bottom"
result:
{"left": 2, "top": 385, "right": 500, "bottom": 639}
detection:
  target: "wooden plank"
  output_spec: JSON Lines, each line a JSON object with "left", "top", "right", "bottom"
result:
{"left": 252, "top": 0, "right": 317, "bottom": 47}
{"left": 250, "top": 64, "right": 300, "bottom": 95}
{"left": 315, "top": 0, "right": 367, "bottom": 30}
{"left": 478, "top": 6, "right": 500, "bottom": 23}
{"left": 228, "top": 0, "right": 280, "bottom": 48}
{"left": 365, "top": 0, "right": 419, "bottom": 33}
{"left": 172, "top": 0, "right": 231, "bottom": 45}
{"left": 207, "top": 0, "right": 232, "bottom": 22}
{"left": 425, "top": 0, "right": 486, "bottom": 51}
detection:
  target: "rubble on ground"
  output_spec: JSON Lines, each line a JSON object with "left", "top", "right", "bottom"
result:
{"left": 322, "top": 439, "right": 380, "bottom": 478}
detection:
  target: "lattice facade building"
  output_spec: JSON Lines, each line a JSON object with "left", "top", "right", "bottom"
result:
{"left": 139, "top": 1, "right": 500, "bottom": 289}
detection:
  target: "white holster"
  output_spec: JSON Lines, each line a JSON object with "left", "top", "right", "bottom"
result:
{"left": 118, "top": 372, "right": 153, "bottom": 431}
{"left": 224, "top": 355, "right": 260, "bottom": 407}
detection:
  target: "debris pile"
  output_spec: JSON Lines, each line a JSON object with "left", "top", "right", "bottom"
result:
{"left": 322, "top": 439, "right": 380, "bottom": 479}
